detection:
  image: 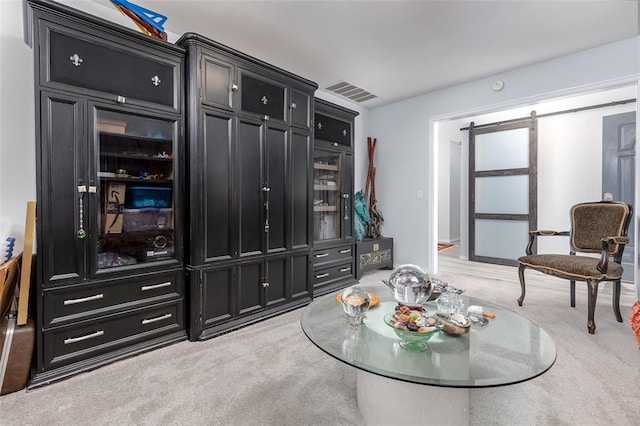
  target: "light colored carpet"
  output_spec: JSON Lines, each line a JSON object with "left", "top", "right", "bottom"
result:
{"left": 1, "top": 262, "right": 639, "bottom": 425}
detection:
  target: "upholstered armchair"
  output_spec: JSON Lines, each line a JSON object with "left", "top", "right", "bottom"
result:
{"left": 517, "top": 201, "right": 633, "bottom": 334}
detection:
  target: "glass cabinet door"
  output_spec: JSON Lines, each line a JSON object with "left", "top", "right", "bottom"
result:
{"left": 95, "top": 109, "right": 177, "bottom": 270}
{"left": 314, "top": 150, "right": 342, "bottom": 242}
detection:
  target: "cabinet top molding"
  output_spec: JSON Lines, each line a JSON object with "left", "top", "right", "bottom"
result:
{"left": 177, "top": 32, "right": 318, "bottom": 91}
{"left": 23, "top": 0, "right": 184, "bottom": 54}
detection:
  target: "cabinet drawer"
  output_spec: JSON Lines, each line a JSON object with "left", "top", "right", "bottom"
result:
{"left": 313, "top": 262, "right": 354, "bottom": 286}
{"left": 43, "top": 271, "right": 183, "bottom": 327}
{"left": 313, "top": 245, "right": 354, "bottom": 267}
{"left": 43, "top": 300, "right": 184, "bottom": 370}
{"left": 45, "top": 27, "right": 177, "bottom": 107}
{"left": 240, "top": 72, "right": 286, "bottom": 121}
{"left": 314, "top": 113, "right": 352, "bottom": 147}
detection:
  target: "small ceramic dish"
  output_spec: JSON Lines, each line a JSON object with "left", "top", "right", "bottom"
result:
{"left": 434, "top": 312, "right": 472, "bottom": 336}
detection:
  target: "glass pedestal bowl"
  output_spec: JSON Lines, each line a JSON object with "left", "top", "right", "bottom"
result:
{"left": 384, "top": 313, "right": 443, "bottom": 352}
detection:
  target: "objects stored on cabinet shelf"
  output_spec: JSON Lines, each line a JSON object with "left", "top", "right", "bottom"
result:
{"left": 127, "top": 186, "right": 172, "bottom": 209}
{"left": 122, "top": 208, "right": 172, "bottom": 232}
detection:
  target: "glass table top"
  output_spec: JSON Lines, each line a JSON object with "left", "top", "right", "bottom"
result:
{"left": 300, "top": 285, "right": 557, "bottom": 388}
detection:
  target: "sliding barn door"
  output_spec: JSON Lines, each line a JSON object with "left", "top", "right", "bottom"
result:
{"left": 469, "top": 117, "right": 537, "bottom": 266}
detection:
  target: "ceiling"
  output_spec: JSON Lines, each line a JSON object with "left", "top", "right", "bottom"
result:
{"left": 93, "top": 0, "right": 639, "bottom": 109}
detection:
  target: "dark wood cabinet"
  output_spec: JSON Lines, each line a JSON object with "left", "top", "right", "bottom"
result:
{"left": 25, "top": 0, "right": 186, "bottom": 387}
{"left": 312, "top": 100, "right": 359, "bottom": 295}
{"left": 178, "top": 33, "right": 317, "bottom": 340}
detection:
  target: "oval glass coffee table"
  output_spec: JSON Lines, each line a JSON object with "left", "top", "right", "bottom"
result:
{"left": 300, "top": 285, "right": 556, "bottom": 425}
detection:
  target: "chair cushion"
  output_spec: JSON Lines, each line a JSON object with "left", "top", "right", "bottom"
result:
{"left": 518, "top": 254, "right": 623, "bottom": 281}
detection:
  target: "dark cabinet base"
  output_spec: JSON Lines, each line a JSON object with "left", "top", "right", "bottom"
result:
{"left": 355, "top": 237, "right": 394, "bottom": 279}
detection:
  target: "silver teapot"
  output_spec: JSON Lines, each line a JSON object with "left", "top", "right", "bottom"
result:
{"left": 382, "top": 264, "right": 432, "bottom": 306}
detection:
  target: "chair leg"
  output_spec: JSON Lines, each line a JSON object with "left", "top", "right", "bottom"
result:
{"left": 586, "top": 279, "right": 599, "bottom": 334}
{"left": 570, "top": 280, "right": 576, "bottom": 307}
{"left": 613, "top": 280, "right": 623, "bottom": 322}
{"left": 517, "top": 264, "right": 526, "bottom": 306}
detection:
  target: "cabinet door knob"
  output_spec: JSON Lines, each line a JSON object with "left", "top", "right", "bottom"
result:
{"left": 232, "top": 83, "right": 239, "bottom": 92}
{"left": 69, "top": 53, "right": 83, "bottom": 67}
{"left": 262, "top": 115, "right": 269, "bottom": 121}
{"left": 262, "top": 186, "right": 271, "bottom": 192}
{"left": 291, "top": 102, "right": 297, "bottom": 109}
{"left": 151, "top": 75, "right": 161, "bottom": 86}
{"left": 333, "top": 143, "right": 338, "bottom": 147}
{"left": 262, "top": 281, "right": 270, "bottom": 288}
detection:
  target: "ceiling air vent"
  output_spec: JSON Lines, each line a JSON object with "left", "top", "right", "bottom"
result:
{"left": 325, "top": 81, "right": 377, "bottom": 103}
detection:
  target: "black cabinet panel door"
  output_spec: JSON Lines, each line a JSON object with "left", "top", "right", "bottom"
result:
{"left": 47, "top": 30, "right": 175, "bottom": 107}
{"left": 237, "top": 118, "right": 264, "bottom": 257}
{"left": 202, "top": 267, "right": 233, "bottom": 325}
{"left": 202, "top": 56, "right": 234, "bottom": 110}
{"left": 291, "top": 253, "right": 311, "bottom": 299}
{"left": 240, "top": 73, "right": 286, "bottom": 121}
{"left": 203, "top": 112, "right": 234, "bottom": 261}
{"left": 265, "top": 257, "right": 286, "bottom": 306}
{"left": 291, "top": 130, "right": 311, "bottom": 249}
{"left": 314, "top": 113, "right": 351, "bottom": 147}
{"left": 238, "top": 261, "right": 263, "bottom": 315}
{"left": 40, "top": 93, "right": 85, "bottom": 285}
{"left": 266, "top": 125, "right": 287, "bottom": 252}
{"left": 291, "top": 89, "right": 311, "bottom": 129}
{"left": 342, "top": 152, "right": 354, "bottom": 241}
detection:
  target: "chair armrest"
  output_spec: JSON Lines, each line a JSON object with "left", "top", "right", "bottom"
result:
{"left": 597, "top": 236, "right": 629, "bottom": 273}
{"left": 525, "top": 230, "right": 569, "bottom": 255}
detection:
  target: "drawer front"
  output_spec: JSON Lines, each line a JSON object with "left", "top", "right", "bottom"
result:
{"left": 240, "top": 72, "right": 286, "bottom": 121}
{"left": 313, "top": 245, "right": 353, "bottom": 266}
{"left": 313, "top": 262, "right": 354, "bottom": 286}
{"left": 43, "top": 271, "right": 183, "bottom": 327}
{"left": 314, "top": 113, "right": 351, "bottom": 147}
{"left": 44, "top": 300, "right": 184, "bottom": 370}
{"left": 46, "top": 28, "right": 176, "bottom": 107}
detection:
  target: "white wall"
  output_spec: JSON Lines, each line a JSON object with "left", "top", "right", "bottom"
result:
{"left": 0, "top": 0, "right": 37, "bottom": 253}
{"left": 368, "top": 36, "right": 640, "bottom": 275}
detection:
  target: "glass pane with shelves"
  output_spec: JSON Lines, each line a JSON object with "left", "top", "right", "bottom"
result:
{"left": 96, "top": 109, "right": 176, "bottom": 269}
{"left": 314, "top": 151, "right": 341, "bottom": 241}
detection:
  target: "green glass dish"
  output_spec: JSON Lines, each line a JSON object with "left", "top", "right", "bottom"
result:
{"left": 383, "top": 313, "right": 443, "bottom": 352}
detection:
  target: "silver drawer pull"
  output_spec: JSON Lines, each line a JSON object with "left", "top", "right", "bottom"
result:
{"left": 63, "top": 293, "right": 104, "bottom": 305}
{"left": 141, "top": 281, "right": 172, "bottom": 291}
{"left": 315, "top": 273, "right": 330, "bottom": 279}
{"left": 339, "top": 267, "right": 352, "bottom": 272}
{"left": 64, "top": 330, "right": 104, "bottom": 345}
{"left": 315, "top": 253, "right": 329, "bottom": 258}
{"left": 339, "top": 249, "right": 352, "bottom": 254}
{"left": 142, "top": 313, "right": 172, "bottom": 325}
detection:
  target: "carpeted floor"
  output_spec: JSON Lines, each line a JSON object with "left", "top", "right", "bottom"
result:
{"left": 1, "top": 262, "right": 639, "bottom": 425}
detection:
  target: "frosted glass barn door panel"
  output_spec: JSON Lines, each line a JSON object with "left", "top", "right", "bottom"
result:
{"left": 475, "top": 175, "right": 529, "bottom": 214}
{"left": 475, "top": 220, "right": 530, "bottom": 260}
{"left": 469, "top": 119, "right": 537, "bottom": 267}
{"left": 475, "top": 128, "right": 529, "bottom": 171}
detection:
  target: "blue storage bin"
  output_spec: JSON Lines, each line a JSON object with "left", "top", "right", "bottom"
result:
{"left": 127, "top": 186, "right": 172, "bottom": 208}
